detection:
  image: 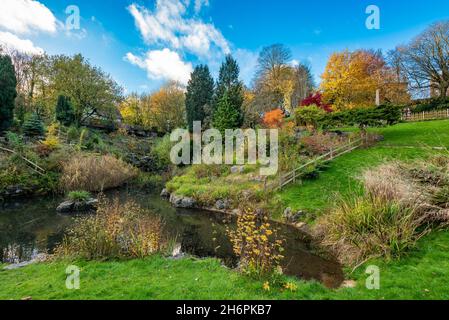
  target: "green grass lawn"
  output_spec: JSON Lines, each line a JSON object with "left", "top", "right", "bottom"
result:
{"left": 1, "top": 120, "right": 449, "bottom": 300}
{"left": 279, "top": 120, "right": 449, "bottom": 214}
{"left": 1, "top": 229, "right": 449, "bottom": 300}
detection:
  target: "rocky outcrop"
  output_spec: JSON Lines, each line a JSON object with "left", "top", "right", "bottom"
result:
{"left": 126, "top": 153, "right": 157, "bottom": 172}
{"left": 283, "top": 207, "right": 306, "bottom": 223}
{"left": 215, "top": 199, "right": 230, "bottom": 210}
{"left": 160, "top": 188, "right": 170, "bottom": 199}
{"left": 56, "top": 198, "right": 99, "bottom": 214}
{"left": 169, "top": 194, "right": 196, "bottom": 209}
{"left": 0, "top": 185, "right": 33, "bottom": 200}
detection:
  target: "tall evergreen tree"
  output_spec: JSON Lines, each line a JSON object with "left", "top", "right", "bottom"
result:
{"left": 213, "top": 55, "right": 244, "bottom": 128}
{"left": 0, "top": 54, "right": 17, "bottom": 132}
{"left": 212, "top": 92, "right": 241, "bottom": 134}
{"left": 55, "top": 95, "right": 75, "bottom": 126}
{"left": 185, "top": 65, "right": 214, "bottom": 131}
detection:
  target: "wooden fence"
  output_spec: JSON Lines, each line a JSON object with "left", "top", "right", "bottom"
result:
{"left": 402, "top": 109, "right": 449, "bottom": 122}
{"left": 274, "top": 138, "right": 363, "bottom": 190}
{"left": 0, "top": 145, "right": 46, "bottom": 176}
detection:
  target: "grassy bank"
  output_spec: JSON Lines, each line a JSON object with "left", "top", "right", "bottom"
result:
{"left": 1, "top": 228, "right": 449, "bottom": 300}
{"left": 279, "top": 120, "right": 449, "bottom": 216}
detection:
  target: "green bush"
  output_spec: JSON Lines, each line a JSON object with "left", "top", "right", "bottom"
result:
{"left": 295, "top": 105, "right": 326, "bottom": 129}
{"left": 151, "top": 135, "right": 174, "bottom": 170}
{"left": 320, "top": 104, "right": 402, "bottom": 129}
{"left": 412, "top": 97, "right": 449, "bottom": 113}
{"left": 67, "top": 126, "right": 80, "bottom": 142}
{"left": 68, "top": 190, "right": 91, "bottom": 202}
{"left": 23, "top": 113, "right": 44, "bottom": 137}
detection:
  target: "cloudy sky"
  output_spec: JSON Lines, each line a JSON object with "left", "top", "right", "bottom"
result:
{"left": 1, "top": 0, "right": 448, "bottom": 94}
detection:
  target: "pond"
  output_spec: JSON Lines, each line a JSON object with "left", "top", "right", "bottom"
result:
{"left": 0, "top": 189, "right": 344, "bottom": 288}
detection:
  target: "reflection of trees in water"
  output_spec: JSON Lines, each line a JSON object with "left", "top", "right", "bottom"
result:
{"left": 0, "top": 198, "right": 70, "bottom": 263}
{"left": 179, "top": 216, "right": 237, "bottom": 267}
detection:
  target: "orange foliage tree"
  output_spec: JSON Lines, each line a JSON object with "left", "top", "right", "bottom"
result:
{"left": 262, "top": 108, "right": 284, "bottom": 128}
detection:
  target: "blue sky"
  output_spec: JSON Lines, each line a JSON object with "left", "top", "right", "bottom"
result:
{"left": 1, "top": 0, "right": 448, "bottom": 94}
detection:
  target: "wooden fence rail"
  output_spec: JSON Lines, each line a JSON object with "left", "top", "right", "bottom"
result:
{"left": 402, "top": 109, "right": 449, "bottom": 122}
{"left": 274, "top": 138, "right": 363, "bottom": 190}
{"left": 0, "top": 145, "right": 46, "bottom": 176}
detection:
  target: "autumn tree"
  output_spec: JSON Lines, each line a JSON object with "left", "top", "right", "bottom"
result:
{"left": 253, "top": 44, "right": 314, "bottom": 113}
{"left": 150, "top": 82, "right": 186, "bottom": 133}
{"left": 185, "top": 65, "right": 214, "bottom": 131}
{"left": 119, "top": 93, "right": 146, "bottom": 127}
{"left": 321, "top": 49, "right": 399, "bottom": 110}
{"left": 0, "top": 54, "right": 17, "bottom": 131}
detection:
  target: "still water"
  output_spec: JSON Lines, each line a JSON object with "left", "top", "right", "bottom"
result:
{"left": 0, "top": 190, "right": 344, "bottom": 288}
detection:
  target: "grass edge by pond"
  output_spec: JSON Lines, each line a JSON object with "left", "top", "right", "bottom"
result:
{"left": 1, "top": 228, "right": 449, "bottom": 300}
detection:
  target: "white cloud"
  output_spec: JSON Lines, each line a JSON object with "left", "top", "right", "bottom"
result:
{"left": 194, "top": 0, "right": 210, "bottom": 13}
{"left": 290, "top": 59, "right": 300, "bottom": 67}
{"left": 127, "top": 0, "right": 230, "bottom": 58}
{"left": 125, "top": 48, "right": 193, "bottom": 85}
{"left": 0, "top": 31, "right": 44, "bottom": 55}
{"left": 0, "top": 0, "right": 57, "bottom": 35}
{"left": 234, "top": 49, "right": 259, "bottom": 86}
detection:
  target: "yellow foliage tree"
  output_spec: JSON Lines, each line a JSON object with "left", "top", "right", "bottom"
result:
{"left": 320, "top": 50, "right": 409, "bottom": 110}
{"left": 149, "top": 82, "right": 186, "bottom": 133}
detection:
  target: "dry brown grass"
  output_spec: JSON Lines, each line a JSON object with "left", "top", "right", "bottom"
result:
{"left": 55, "top": 196, "right": 166, "bottom": 260}
{"left": 317, "top": 158, "right": 449, "bottom": 266}
{"left": 60, "top": 153, "right": 138, "bottom": 192}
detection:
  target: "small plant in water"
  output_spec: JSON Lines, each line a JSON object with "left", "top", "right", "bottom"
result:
{"left": 227, "top": 208, "right": 284, "bottom": 278}
{"left": 67, "top": 190, "right": 91, "bottom": 202}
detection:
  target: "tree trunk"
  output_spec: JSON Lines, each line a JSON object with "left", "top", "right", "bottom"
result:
{"left": 441, "top": 85, "right": 449, "bottom": 98}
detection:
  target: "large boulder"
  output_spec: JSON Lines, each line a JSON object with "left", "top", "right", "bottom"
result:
{"left": 56, "top": 198, "right": 98, "bottom": 214}
{"left": 169, "top": 194, "right": 196, "bottom": 208}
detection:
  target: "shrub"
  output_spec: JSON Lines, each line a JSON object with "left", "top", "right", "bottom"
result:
{"left": 320, "top": 104, "right": 402, "bottom": 129}
{"left": 262, "top": 109, "right": 284, "bottom": 128}
{"left": 22, "top": 113, "right": 44, "bottom": 137}
{"left": 67, "top": 190, "right": 91, "bottom": 202}
{"left": 412, "top": 97, "right": 449, "bottom": 113}
{"left": 300, "top": 92, "right": 332, "bottom": 112}
{"left": 60, "top": 153, "right": 138, "bottom": 192}
{"left": 295, "top": 105, "right": 326, "bottom": 129}
{"left": 55, "top": 197, "right": 166, "bottom": 259}
{"left": 67, "top": 126, "right": 80, "bottom": 142}
{"left": 227, "top": 208, "right": 284, "bottom": 277}
{"left": 151, "top": 134, "right": 175, "bottom": 170}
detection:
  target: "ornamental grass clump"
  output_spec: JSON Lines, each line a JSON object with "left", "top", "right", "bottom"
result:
{"left": 60, "top": 153, "right": 138, "bottom": 192}
{"left": 318, "top": 156, "right": 449, "bottom": 266}
{"left": 227, "top": 208, "right": 284, "bottom": 278}
{"left": 55, "top": 197, "right": 166, "bottom": 260}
